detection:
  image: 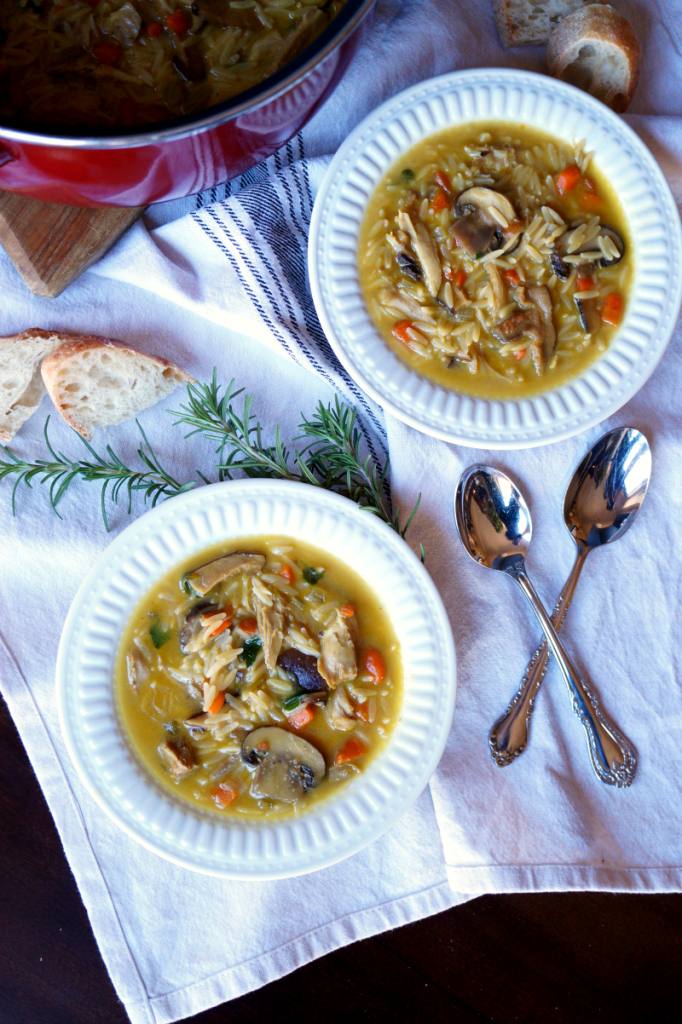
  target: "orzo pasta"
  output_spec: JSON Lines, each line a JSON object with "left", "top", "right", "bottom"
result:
{"left": 358, "top": 122, "right": 633, "bottom": 399}
{"left": 116, "top": 536, "right": 402, "bottom": 819}
{"left": 0, "top": 0, "right": 346, "bottom": 127}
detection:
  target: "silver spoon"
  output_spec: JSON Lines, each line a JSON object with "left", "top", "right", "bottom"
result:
{"left": 455, "top": 465, "right": 637, "bottom": 788}
{"left": 489, "top": 427, "right": 651, "bottom": 768}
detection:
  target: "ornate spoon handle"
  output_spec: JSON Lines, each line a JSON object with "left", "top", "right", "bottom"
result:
{"left": 490, "top": 545, "right": 589, "bottom": 766}
{"left": 510, "top": 567, "right": 637, "bottom": 788}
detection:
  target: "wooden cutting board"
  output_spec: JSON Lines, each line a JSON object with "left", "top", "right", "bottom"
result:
{"left": 0, "top": 190, "right": 145, "bottom": 298}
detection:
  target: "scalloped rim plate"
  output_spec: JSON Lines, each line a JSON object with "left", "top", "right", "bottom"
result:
{"left": 308, "top": 68, "right": 682, "bottom": 449}
{"left": 56, "top": 480, "right": 456, "bottom": 879}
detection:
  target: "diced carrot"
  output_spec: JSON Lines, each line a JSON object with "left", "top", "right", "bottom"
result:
{"left": 431, "top": 188, "right": 449, "bottom": 213}
{"left": 364, "top": 649, "right": 386, "bottom": 684}
{"left": 211, "top": 781, "right": 239, "bottom": 808}
{"left": 238, "top": 617, "right": 258, "bottom": 635}
{"left": 165, "top": 9, "right": 189, "bottom": 32}
{"left": 287, "top": 705, "right": 314, "bottom": 730}
{"left": 280, "top": 564, "right": 295, "bottom": 585}
{"left": 208, "top": 692, "right": 225, "bottom": 716}
{"left": 503, "top": 268, "right": 520, "bottom": 286}
{"left": 513, "top": 349, "right": 526, "bottom": 361}
{"left": 555, "top": 165, "right": 581, "bottom": 196}
{"left": 575, "top": 276, "right": 595, "bottom": 292}
{"left": 580, "top": 192, "right": 603, "bottom": 211}
{"left": 434, "top": 169, "right": 453, "bottom": 194}
{"left": 454, "top": 268, "right": 467, "bottom": 290}
{"left": 340, "top": 603, "right": 355, "bottom": 618}
{"left": 356, "top": 701, "right": 371, "bottom": 723}
{"left": 392, "top": 320, "right": 414, "bottom": 345}
{"left": 601, "top": 293, "right": 623, "bottom": 326}
{"left": 93, "top": 42, "right": 122, "bottom": 64}
{"left": 335, "top": 737, "right": 368, "bottom": 765}
{"left": 146, "top": 21, "right": 162, "bottom": 36}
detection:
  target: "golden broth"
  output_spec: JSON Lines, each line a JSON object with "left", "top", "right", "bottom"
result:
{"left": 358, "top": 121, "right": 633, "bottom": 400}
{"left": 115, "top": 536, "right": 402, "bottom": 821}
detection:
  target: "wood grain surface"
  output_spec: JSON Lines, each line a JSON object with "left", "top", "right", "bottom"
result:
{"left": 0, "top": 690, "right": 679, "bottom": 1024}
{"left": 0, "top": 191, "right": 144, "bottom": 298}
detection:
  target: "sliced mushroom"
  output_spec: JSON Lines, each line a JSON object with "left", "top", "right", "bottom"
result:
{"left": 318, "top": 609, "right": 357, "bottom": 689}
{"left": 494, "top": 284, "right": 556, "bottom": 375}
{"left": 242, "top": 726, "right": 326, "bottom": 802}
{"left": 278, "top": 648, "right": 328, "bottom": 692}
{"left": 552, "top": 223, "right": 625, "bottom": 278}
{"left": 397, "top": 211, "right": 442, "bottom": 297}
{"left": 172, "top": 47, "right": 205, "bottom": 83}
{"left": 179, "top": 601, "right": 218, "bottom": 652}
{"left": 183, "top": 552, "right": 265, "bottom": 597}
{"left": 326, "top": 685, "right": 356, "bottom": 732}
{"left": 126, "top": 646, "right": 149, "bottom": 691}
{"left": 451, "top": 188, "right": 523, "bottom": 259}
{"left": 253, "top": 591, "right": 283, "bottom": 672}
{"left": 158, "top": 738, "right": 195, "bottom": 779}
{"left": 575, "top": 296, "right": 600, "bottom": 334}
{"left": 386, "top": 231, "right": 423, "bottom": 282}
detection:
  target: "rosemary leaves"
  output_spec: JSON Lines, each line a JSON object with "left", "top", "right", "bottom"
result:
{"left": 0, "top": 372, "right": 422, "bottom": 553}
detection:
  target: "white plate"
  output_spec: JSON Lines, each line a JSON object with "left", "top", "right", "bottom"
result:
{"left": 309, "top": 68, "right": 682, "bottom": 449}
{"left": 57, "top": 480, "right": 456, "bottom": 879}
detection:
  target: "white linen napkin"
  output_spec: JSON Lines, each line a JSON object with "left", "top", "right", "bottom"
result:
{"left": 2, "top": 1, "right": 682, "bottom": 1021}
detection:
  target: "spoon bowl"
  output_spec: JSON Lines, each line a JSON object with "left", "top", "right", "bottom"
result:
{"left": 456, "top": 466, "right": 531, "bottom": 573}
{"left": 564, "top": 427, "right": 651, "bottom": 550}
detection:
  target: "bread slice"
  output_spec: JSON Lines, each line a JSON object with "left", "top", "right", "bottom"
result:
{"left": 0, "top": 328, "right": 66, "bottom": 443}
{"left": 491, "top": 0, "right": 600, "bottom": 47}
{"left": 546, "top": 5, "right": 641, "bottom": 112}
{"left": 41, "top": 337, "right": 194, "bottom": 441}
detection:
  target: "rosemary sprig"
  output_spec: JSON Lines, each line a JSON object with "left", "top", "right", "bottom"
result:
{"left": 172, "top": 373, "right": 422, "bottom": 550}
{"left": 1, "top": 372, "right": 423, "bottom": 555}
{"left": 0, "top": 417, "right": 195, "bottom": 531}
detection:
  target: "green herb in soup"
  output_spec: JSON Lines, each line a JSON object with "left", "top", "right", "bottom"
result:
{"left": 116, "top": 537, "right": 402, "bottom": 819}
{"left": 358, "top": 122, "right": 633, "bottom": 400}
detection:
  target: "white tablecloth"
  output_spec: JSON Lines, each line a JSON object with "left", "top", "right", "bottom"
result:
{"left": 1, "top": 1, "right": 682, "bottom": 1021}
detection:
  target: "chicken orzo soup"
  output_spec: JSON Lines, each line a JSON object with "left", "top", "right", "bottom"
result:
{"left": 115, "top": 537, "right": 402, "bottom": 819}
{"left": 358, "top": 122, "right": 632, "bottom": 400}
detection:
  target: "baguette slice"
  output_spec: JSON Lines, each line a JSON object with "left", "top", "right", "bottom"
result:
{"left": 41, "top": 336, "right": 194, "bottom": 441}
{"left": 491, "top": 0, "right": 600, "bottom": 47}
{"left": 0, "top": 328, "right": 66, "bottom": 442}
{"left": 546, "top": 5, "right": 641, "bottom": 112}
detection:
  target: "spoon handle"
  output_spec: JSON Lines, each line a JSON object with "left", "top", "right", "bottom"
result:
{"left": 490, "top": 547, "right": 589, "bottom": 766}
{"left": 509, "top": 566, "right": 637, "bottom": 788}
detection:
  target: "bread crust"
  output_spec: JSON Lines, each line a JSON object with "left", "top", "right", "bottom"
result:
{"left": 41, "top": 335, "right": 194, "bottom": 439}
{"left": 0, "top": 328, "right": 66, "bottom": 442}
{"left": 546, "top": 4, "right": 641, "bottom": 111}
{"left": 491, "top": 0, "right": 598, "bottom": 47}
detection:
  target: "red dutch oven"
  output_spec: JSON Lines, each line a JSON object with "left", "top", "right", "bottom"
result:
{"left": 0, "top": 0, "right": 375, "bottom": 208}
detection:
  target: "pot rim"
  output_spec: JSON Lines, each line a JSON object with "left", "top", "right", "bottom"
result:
{"left": 0, "top": 0, "right": 374, "bottom": 150}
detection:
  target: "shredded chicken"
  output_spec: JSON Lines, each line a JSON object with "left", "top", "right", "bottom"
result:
{"left": 126, "top": 647, "right": 149, "bottom": 691}
{"left": 253, "top": 589, "right": 284, "bottom": 672}
{"left": 397, "top": 211, "right": 443, "bottom": 297}
{"left": 487, "top": 263, "right": 505, "bottom": 314}
{"left": 326, "top": 685, "right": 356, "bottom": 732}
{"left": 318, "top": 610, "right": 357, "bottom": 689}
{"left": 494, "top": 284, "right": 556, "bottom": 375}
{"left": 378, "top": 287, "right": 434, "bottom": 323}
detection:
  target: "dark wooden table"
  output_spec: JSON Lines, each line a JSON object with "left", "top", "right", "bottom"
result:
{"left": 1, "top": 691, "right": 679, "bottom": 1024}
